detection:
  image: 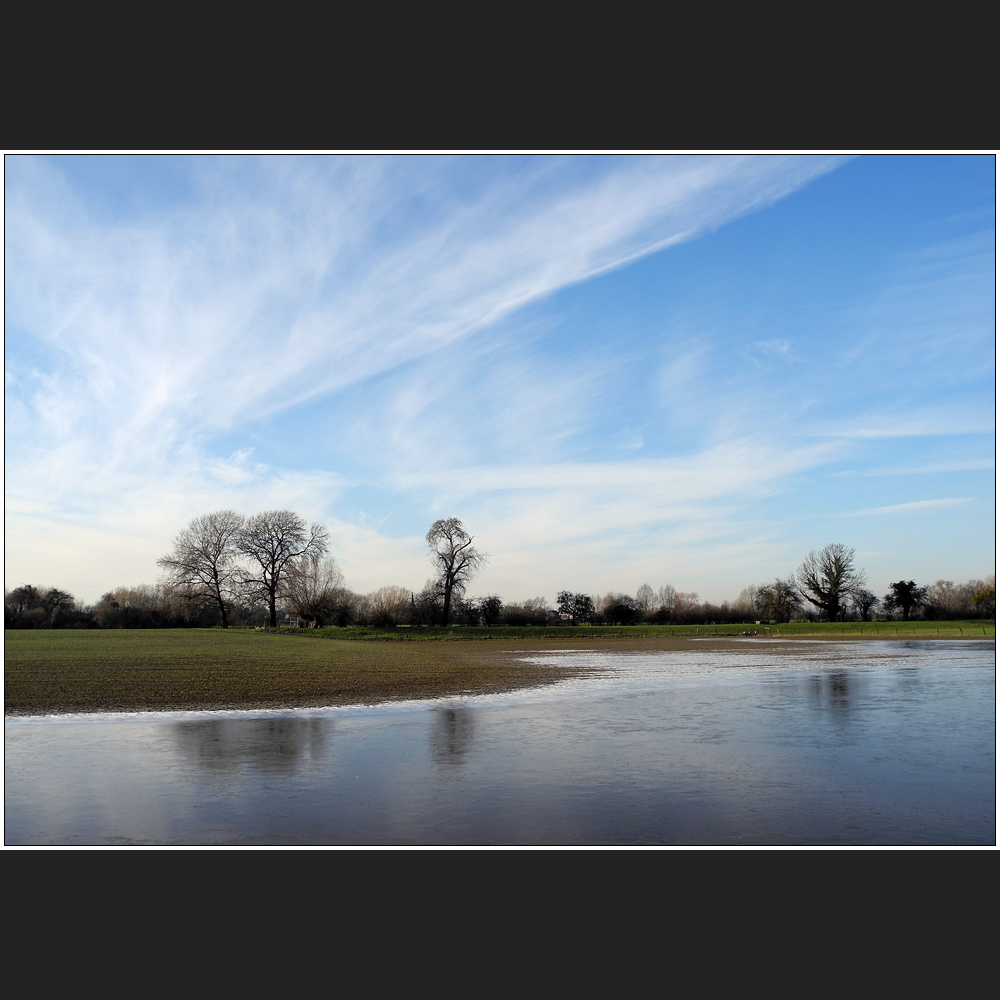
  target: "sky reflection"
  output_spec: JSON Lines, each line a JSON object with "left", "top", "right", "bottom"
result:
{"left": 5, "top": 641, "right": 994, "bottom": 846}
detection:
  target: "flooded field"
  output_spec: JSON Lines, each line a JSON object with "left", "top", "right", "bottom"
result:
{"left": 5, "top": 640, "right": 994, "bottom": 846}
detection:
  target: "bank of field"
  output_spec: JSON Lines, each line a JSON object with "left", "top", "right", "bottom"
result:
{"left": 271, "top": 620, "right": 994, "bottom": 640}
{"left": 4, "top": 629, "right": 591, "bottom": 715}
{"left": 5, "top": 622, "right": 993, "bottom": 715}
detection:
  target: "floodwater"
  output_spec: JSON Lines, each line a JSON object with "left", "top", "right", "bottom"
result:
{"left": 5, "top": 640, "right": 995, "bottom": 846}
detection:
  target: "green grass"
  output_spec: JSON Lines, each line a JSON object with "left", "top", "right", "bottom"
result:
{"left": 263, "top": 620, "right": 995, "bottom": 641}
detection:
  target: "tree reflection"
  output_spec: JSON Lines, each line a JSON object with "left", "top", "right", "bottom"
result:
{"left": 172, "top": 717, "right": 332, "bottom": 775}
{"left": 431, "top": 708, "right": 474, "bottom": 765}
{"left": 807, "top": 672, "right": 854, "bottom": 717}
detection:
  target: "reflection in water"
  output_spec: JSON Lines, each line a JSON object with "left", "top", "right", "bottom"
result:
{"left": 431, "top": 708, "right": 474, "bottom": 765}
{"left": 5, "top": 641, "right": 994, "bottom": 845}
{"left": 807, "top": 671, "right": 855, "bottom": 718}
{"left": 173, "top": 717, "right": 332, "bottom": 775}
{"left": 827, "top": 672, "right": 849, "bottom": 706}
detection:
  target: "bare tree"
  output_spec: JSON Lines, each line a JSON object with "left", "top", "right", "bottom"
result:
{"left": 923, "top": 577, "right": 996, "bottom": 619}
{"left": 643, "top": 584, "right": 678, "bottom": 623}
{"left": 734, "top": 583, "right": 762, "bottom": 621}
{"left": 426, "top": 518, "right": 487, "bottom": 626}
{"left": 283, "top": 555, "right": 346, "bottom": 627}
{"left": 500, "top": 597, "right": 549, "bottom": 626}
{"left": 158, "top": 510, "right": 245, "bottom": 628}
{"left": 366, "top": 585, "right": 412, "bottom": 627}
{"left": 239, "top": 511, "right": 330, "bottom": 627}
{"left": 92, "top": 583, "right": 213, "bottom": 628}
{"left": 656, "top": 585, "right": 677, "bottom": 613}
{"left": 849, "top": 589, "right": 880, "bottom": 621}
{"left": 410, "top": 580, "right": 445, "bottom": 626}
{"left": 93, "top": 585, "right": 162, "bottom": 628}
{"left": 797, "top": 543, "right": 866, "bottom": 622}
{"left": 672, "top": 592, "right": 701, "bottom": 620}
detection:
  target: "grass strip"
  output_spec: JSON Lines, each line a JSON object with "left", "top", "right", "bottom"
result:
{"left": 259, "top": 620, "right": 995, "bottom": 641}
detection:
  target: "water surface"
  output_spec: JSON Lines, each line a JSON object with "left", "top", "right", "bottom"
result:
{"left": 5, "top": 640, "right": 995, "bottom": 845}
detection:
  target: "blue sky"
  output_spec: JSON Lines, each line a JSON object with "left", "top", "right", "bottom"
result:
{"left": 5, "top": 154, "right": 995, "bottom": 604}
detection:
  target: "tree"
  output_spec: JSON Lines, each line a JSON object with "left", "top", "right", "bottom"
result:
{"left": 5, "top": 585, "right": 80, "bottom": 629}
{"left": 365, "top": 585, "right": 411, "bottom": 627}
{"left": 283, "top": 555, "right": 346, "bottom": 627}
{"left": 850, "top": 588, "right": 880, "bottom": 621}
{"left": 92, "top": 583, "right": 216, "bottom": 628}
{"left": 656, "top": 585, "right": 677, "bottom": 613}
{"left": 601, "top": 594, "right": 642, "bottom": 625}
{"left": 923, "top": 577, "right": 994, "bottom": 619}
{"left": 636, "top": 583, "right": 656, "bottom": 615}
{"left": 972, "top": 580, "right": 995, "bottom": 618}
{"left": 157, "top": 510, "right": 245, "bottom": 628}
{"left": 238, "top": 511, "right": 330, "bottom": 627}
{"left": 737, "top": 579, "right": 799, "bottom": 622}
{"left": 557, "top": 591, "right": 595, "bottom": 625}
{"left": 499, "top": 596, "right": 549, "bottom": 626}
{"left": 410, "top": 580, "right": 445, "bottom": 626}
{"left": 796, "top": 543, "right": 866, "bottom": 622}
{"left": 672, "top": 592, "right": 701, "bottom": 621}
{"left": 426, "top": 518, "right": 487, "bottom": 626}
{"left": 883, "top": 580, "right": 927, "bottom": 621}
{"left": 479, "top": 595, "right": 503, "bottom": 626}
{"left": 5, "top": 585, "right": 43, "bottom": 628}
{"left": 757, "top": 577, "right": 801, "bottom": 622}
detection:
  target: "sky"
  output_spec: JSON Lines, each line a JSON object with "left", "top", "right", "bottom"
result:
{"left": 5, "top": 154, "right": 996, "bottom": 606}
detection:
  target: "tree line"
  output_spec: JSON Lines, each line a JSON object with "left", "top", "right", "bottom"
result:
{"left": 733, "top": 544, "right": 995, "bottom": 623}
{"left": 5, "top": 517, "right": 995, "bottom": 629}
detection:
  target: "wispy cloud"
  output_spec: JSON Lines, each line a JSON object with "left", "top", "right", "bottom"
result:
{"left": 860, "top": 459, "right": 995, "bottom": 476}
{"left": 847, "top": 498, "right": 975, "bottom": 516}
{"left": 7, "top": 154, "right": 992, "bottom": 603}
{"left": 839, "top": 229, "right": 996, "bottom": 369}
{"left": 750, "top": 339, "right": 795, "bottom": 359}
{"left": 7, "top": 155, "right": 843, "bottom": 448}
{"left": 818, "top": 409, "right": 994, "bottom": 439}
{"left": 6, "top": 155, "right": 842, "bottom": 514}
